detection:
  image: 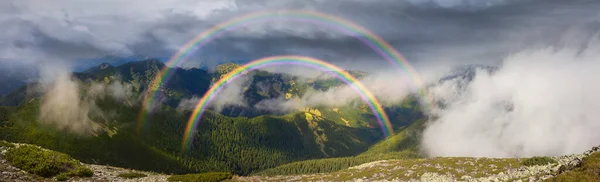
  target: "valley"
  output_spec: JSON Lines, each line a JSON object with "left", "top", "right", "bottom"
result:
{"left": 0, "top": 60, "right": 423, "bottom": 179}
{"left": 0, "top": 60, "right": 596, "bottom": 181}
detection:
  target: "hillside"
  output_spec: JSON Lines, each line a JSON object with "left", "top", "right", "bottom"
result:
{"left": 0, "top": 60, "right": 416, "bottom": 130}
{"left": 0, "top": 60, "right": 425, "bottom": 176}
{"left": 2, "top": 140, "right": 600, "bottom": 181}
{"left": 0, "top": 98, "right": 385, "bottom": 175}
{"left": 0, "top": 60, "right": 596, "bottom": 181}
{"left": 235, "top": 146, "right": 600, "bottom": 181}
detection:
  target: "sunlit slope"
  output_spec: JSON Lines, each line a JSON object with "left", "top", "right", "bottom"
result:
{"left": 0, "top": 97, "right": 384, "bottom": 175}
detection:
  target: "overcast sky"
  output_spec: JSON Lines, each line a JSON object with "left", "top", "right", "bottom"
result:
{"left": 1, "top": 0, "right": 599, "bottom": 71}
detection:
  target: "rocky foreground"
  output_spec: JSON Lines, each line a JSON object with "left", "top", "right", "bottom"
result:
{"left": 0, "top": 143, "right": 168, "bottom": 182}
{"left": 1, "top": 142, "right": 599, "bottom": 182}
{"left": 233, "top": 147, "right": 600, "bottom": 182}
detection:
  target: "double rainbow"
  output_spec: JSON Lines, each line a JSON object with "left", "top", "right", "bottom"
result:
{"left": 137, "top": 10, "right": 428, "bottom": 144}
{"left": 181, "top": 55, "right": 392, "bottom": 151}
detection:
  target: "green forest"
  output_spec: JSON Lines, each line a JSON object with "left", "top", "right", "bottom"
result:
{"left": 0, "top": 60, "right": 425, "bottom": 176}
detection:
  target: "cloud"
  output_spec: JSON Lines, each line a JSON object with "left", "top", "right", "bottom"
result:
{"left": 39, "top": 68, "right": 95, "bottom": 134}
{"left": 3, "top": 0, "right": 600, "bottom": 73}
{"left": 422, "top": 39, "right": 600, "bottom": 157}
{"left": 177, "top": 75, "right": 249, "bottom": 112}
{"left": 106, "top": 81, "right": 134, "bottom": 101}
{"left": 252, "top": 70, "right": 418, "bottom": 112}
{"left": 406, "top": 0, "right": 515, "bottom": 10}
{"left": 38, "top": 64, "right": 135, "bottom": 134}
{"left": 3, "top": 0, "right": 600, "bottom": 146}
{"left": 177, "top": 96, "right": 201, "bottom": 112}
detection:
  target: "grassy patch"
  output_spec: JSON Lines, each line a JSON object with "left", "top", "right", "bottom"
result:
{"left": 118, "top": 172, "right": 148, "bottom": 179}
{"left": 55, "top": 173, "right": 68, "bottom": 181}
{"left": 3, "top": 145, "right": 93, "bottom": 179}
{"left": 255, "top": 151, "right": 419, "bottom": 176}
{"left": 0, "top": 106, "right": 14, "bottom": 127}
{"left": 546, "top": 152, "right": 600, "bottom": 182}
{"left": 522, "top": 156, "right": 557, "bottom": 166}
{"left": 246, "top": 157, "right": 523, "bottom": 181}
{"left": 0, "top": 140, "right": 15, "bottom": 148}
{"left": 65, "top": 166, "right": 94, "bottom": 177}
{"left": 168, "top": 172, "right": 233, "bottom": 182}
{"left": 336, "top": 157, "right": 521, "bottom": 181}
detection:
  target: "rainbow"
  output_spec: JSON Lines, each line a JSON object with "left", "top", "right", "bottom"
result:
{"left": 181, "top": 55, "right": 392, "bottom": 151}
{"left": 137, "top": 10, "right": 428, "bottom": 133}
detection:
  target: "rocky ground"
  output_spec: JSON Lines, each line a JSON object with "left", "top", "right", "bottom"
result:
{"left": 232, "top": 146, "right": 600, "bottom": 182}
{"left": 0, "top": 145, "right": 51, "bottom": 182}
{"left": 1, "top": 142, "right": 599, "bottom": 182}
{"left": 0, "top": 144, "right": 168, "bottom": 182}
{"left": 69, "top": 165, "right": 169, "bottom": 182}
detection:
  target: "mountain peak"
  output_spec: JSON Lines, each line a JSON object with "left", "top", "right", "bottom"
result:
{"left": 98, "top": 63, "right": 113, "bottom": 69}
{"left": 215, "top": 63, "right": 242, "bottom": 76}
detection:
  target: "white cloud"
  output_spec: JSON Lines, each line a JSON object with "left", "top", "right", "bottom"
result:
{"left": 422, "top": 41, "right": 600, "bottom": 157}
{"left": 252, "top": 70, "right": 418, "bottom": 112}
{"left": 39, "top": 68, "right": 95, "bottom": 134}
{"left": 178, "top": 75, "right": 249, "bottom": 112}
{"left": 407, "top": 0, "right": 512, "bottom": 9}
{"left": 37, "top": 62, "right": 135, "bottom": 134}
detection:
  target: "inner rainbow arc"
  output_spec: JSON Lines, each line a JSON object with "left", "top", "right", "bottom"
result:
{"left": 181, "top": 55, "right": 392, "bottom": 151}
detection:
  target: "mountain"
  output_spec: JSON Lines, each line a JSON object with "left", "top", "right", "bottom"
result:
{"left": 0, "top": 98, "right": 384, "bottom": 175}
{"left": 4, "top": 60, "right": 594, "bottom": 181}
{"left": 0, "top": 59, "right": 426, "bottom": 176}
{"left": 0, "top": 62, "right": 38, "bottom": 95}
{"left": 0, "top": 59, "right": 212, "bottom": 107}
{"left": 438, "top": 64, "right": 498, "bottom": 84}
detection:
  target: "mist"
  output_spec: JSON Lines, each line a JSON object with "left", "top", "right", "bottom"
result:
{"left": 177, "top": 74, "right": 249, "bottom": 112}
{"left": 39, "top": 68, "right": 95, "bottom": 134}
{"left": 251, "top": 69, "right": 420, "bottom": 112}
{"left": 422, "top": 41, "right": 600, "bottom": 158}
{"left": 38, "top": 64, "right": 135, "bottom": 134}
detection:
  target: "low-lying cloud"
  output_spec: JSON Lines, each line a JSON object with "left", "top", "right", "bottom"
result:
{"left": 39, "top": 69, "right": 95, "bottom": 134}
{"left": 422, "top": 40, "right": 600, "bottom": 157}
{"left": 177, "top": 75, "right": 249, "bottom": 112}
{"left": 38, "top": 66, "right": 135, "bottom": 134}
{"left": 255, "top": 71, "right": 418, "bottom": 112}
{"left": 175, "top": 67, "right": 422, "bottom": 114}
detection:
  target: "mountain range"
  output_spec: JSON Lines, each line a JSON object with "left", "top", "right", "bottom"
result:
{"left": 0, "top": 59, "right": 593, "bottom": 182}
{"left": 0, "top": 59, "right": 425, "bottom": 176}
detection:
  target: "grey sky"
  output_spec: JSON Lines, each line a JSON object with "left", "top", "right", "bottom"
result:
{"left": 1, "top": 0, "right": 599, "bottom": 71}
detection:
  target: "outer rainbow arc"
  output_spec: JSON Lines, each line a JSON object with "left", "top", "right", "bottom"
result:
{"left": 181, "top": 55, "right": 392, "bottom": 151}
{"left": 136, "top": 10, "right": 429, "bottom": 134}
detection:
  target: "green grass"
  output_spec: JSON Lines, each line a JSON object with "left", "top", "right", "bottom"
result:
{"left": 254, "top": 151, "right": 420, "bottom": 176}
{"left": 118, "top": 172, "right": 148, "bottom": 179}
{"left": 3, "top": 145, "right": 93, "bottom": 178}
{"left": 0, "top": 140, "right": 15, "bottom": 148}
{"left": 522, "top": 156, "right": 557, "bottom": 166}
{"left": 55, "top": 173, "right": 68, "bottom": 181}
{"left": 241, "top": 157, "right": 524, "bottom": 181}
{"left": 248, "top": 119, "right": 427, "bottom": 176}
{"left": 66, "top": 166, "right": 94, "bottom": 177}
{"left": 0, "top": 61, "right": 425, "bottom": 177}
{"left": 0, "top": 99, "right": 385, "bottom": 176}
{"left": 168, "top": 172, "right": 233, "bottom": 182}
{"left": 361, "top": 119, "right": 425, "bottom": 155}
{"left": 333, "top": 157, "right": 521, "bottom": 181}
{"left": 546, "top": 152, "right": 600, "bottom": 182}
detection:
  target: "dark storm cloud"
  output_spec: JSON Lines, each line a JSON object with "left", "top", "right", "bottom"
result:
{"left": 181, "top": 0, "right": 600, "bottom": 69}
{"left": 0, "top": 0, "right": 599, "bottom": 70}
